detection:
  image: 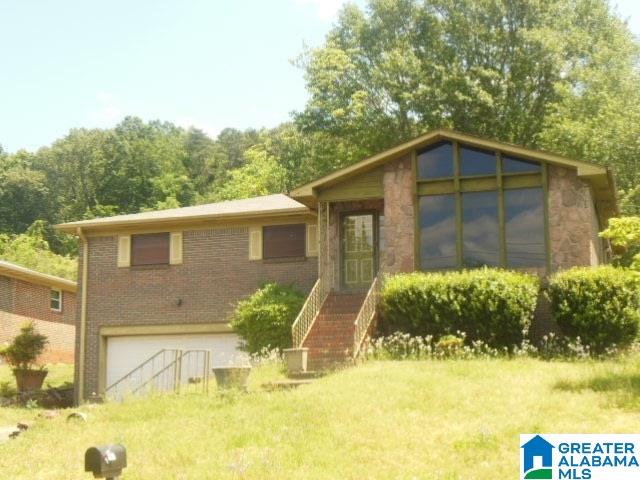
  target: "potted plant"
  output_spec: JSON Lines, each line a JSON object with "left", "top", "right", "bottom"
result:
{"left": 212, "top": 364, "right": 252, "bottom": 391}
{"left": 0, "top": 322, "right": 49, "bottom": 393}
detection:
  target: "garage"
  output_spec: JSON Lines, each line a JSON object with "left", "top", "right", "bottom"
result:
{"left": 105, "top": 333, "right": 247, "bottom": 390}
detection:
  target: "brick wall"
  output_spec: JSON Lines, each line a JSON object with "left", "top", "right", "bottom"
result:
{"left": 0, "top": 310, "right": 75, "bottom": 363}
{"left": 78, "top": 225, "right": 318, "bottom": 397}
{"left": 13, "top": 278, "right": 76, "bottom": 325}
{"left": 0, "top": 276, "right": 11, "bottom": 312}
{"left": 0, "top": 274, "right": 76, "bottom": 362}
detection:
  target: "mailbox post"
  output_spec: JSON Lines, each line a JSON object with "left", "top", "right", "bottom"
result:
{"left": 85, "top": 444, "right": 127, "bottom": 479}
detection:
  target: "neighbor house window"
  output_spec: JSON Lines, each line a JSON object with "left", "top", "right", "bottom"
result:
{"left": 50, "top": 289, "right": 62, "bottom": 312}
{"left": 131, "top": 232, "right": 170, "bottom": 266}
{"left": 263, "top": 224, "right": 306, "bottom": 259}
{"left": 417, "top": 142, "right": 547, "bottom": 269}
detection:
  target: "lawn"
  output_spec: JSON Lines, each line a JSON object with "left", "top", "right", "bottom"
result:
{"left": 0, "top": 357, "right": 639, "bottom": 479}
{"left": 0, "top": 363, "right": 74, "bottom": 424}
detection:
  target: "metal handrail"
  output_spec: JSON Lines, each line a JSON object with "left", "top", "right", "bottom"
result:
{"left": 105, "top": 348, "right": 211, "bottom": 400}
{"left": 291, "top": 276, "right": 330, "bottom": 348}
{"left": 105, "top": 349, "right": 180, "bottom": 395}
{"left": 352, "top": 275, "right": 381, "bottom": 359}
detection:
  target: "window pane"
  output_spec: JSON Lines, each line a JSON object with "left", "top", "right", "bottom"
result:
{"left": 417, "top": 142, "right": 453, "bottom": 179}
{"left": 131, "top": 233, "right": 170, "bottom": 266}
{"left": 263, "top": 224, "right": 306, "bottom": 259}
{"left": 50, "top": 289, "right": 61, "bottom": 311}
{"left": 502, "top": 155, "right": 541, "bottom": 174}
{"left": 460, "top": 145, "right": 496, "bottom": 176}
{"left": 505, "top": 188, "right": 546, "bottom": 267}
{"left": 419, "top": 194, "right": 457, "bottom": 269}
{"left": 462, "top": 191, "right": 499, "bottom": 267}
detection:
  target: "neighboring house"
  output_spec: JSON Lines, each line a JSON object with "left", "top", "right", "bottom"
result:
{"left": 57, "top": 129, "right": 617, "bottom": 403}
{"left": 0, "top": 260, "right": 77, "bottom": 363}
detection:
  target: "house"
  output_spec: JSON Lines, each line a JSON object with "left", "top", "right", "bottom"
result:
{"left": 521, "top": 435, "right": 555, "bottom": 474}
{"left": 0, "top": 260, "right": 77, "bottom": 363}
{"left": 56, "top": 129, "right": 617, "bottom": 403}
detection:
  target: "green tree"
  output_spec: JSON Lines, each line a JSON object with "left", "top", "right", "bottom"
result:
{"left": 599, "top": 216, "right": 640, "bottom": 269}
{"left": 208, "top": 145, "right": 289, "bottom": 201}
{"left": 297, "top": 0, "right": 639, "bottom": 170}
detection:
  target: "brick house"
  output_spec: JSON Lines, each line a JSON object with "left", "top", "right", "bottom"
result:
{"left": 0, "top": 260, "right": 77, "bottom": 363}
{"left": 57, "top": 129, "right": 617, "bottom": 403}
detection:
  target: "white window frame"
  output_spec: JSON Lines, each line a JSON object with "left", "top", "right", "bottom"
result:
{"left": 50, "top": 288, "right": 62, "bottom": 312}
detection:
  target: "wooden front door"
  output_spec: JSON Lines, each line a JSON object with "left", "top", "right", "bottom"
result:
{"left": 341, "top": 213, "right": 376, "bottom": 290}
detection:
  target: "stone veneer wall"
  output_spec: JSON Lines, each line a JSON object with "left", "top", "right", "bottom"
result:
{"left": 548, "top": 165, "right": 602, "bottom": 271}
{"left": 382, "top": 154, "right": 415, "bottom": 274}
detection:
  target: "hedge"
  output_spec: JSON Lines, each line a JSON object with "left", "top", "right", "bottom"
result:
{"left": 230, "top": 282, "right": 305, "bottom": 354}
{"left": 547, "top": 266, "right": 640, "bottom": 354}
{"left": 380, "top": 268, "right": 539, "bottom": 349}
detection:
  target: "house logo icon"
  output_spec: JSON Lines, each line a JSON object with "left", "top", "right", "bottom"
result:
{"left": 521, "top": 435, "right": 554, "bottom": 479}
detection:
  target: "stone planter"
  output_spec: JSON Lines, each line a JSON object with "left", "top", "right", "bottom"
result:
{"left": 283, "top": 348, "right": 308, "bottom": 374}
{"left": 14, "top": 369, "right": 48, "bottom": 393}
{"left": 212, "top": 366, "right": 251, "bottom": 390}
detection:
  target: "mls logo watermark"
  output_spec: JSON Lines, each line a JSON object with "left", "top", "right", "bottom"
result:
{"left": 520, "top": 434, "right": 640, "bottom": 479}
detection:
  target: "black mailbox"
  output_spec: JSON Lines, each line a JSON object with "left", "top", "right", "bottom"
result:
{"left": 85, "top": 444, "right": 127, "bottom": 479}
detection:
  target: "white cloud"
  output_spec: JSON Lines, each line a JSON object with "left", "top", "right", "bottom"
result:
{"left": 91, "top": 92, "right": 123, "bottom": 126}
{"left": 174, "top": 116, "right": 220, "bottom": 139}
{"left": 295, "top": 0, "right": 348, "bottom": 21}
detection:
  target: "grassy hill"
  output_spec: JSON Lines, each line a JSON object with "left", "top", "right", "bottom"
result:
{"left": 0, "top": 357, "right": 639, "bottom": 479}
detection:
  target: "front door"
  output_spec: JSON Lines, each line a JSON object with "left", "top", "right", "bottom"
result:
{"left": 341, "top": 213, "right": 376, "bottom": 290}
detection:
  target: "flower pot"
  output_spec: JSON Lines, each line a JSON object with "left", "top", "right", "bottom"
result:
{"left": 14, "top": 369, "right": 48, "bottom": 393}
{"left": 212, "top": 366, "right": 251, "bottom": 390}
{"left": 283, "top": 348, "right": 308, "bottom": 374}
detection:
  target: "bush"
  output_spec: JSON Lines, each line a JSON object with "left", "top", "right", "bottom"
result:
{"left": 379, "top": 268, "right": 539, "bottom": 349}
{"left": 230, "top": 283, "right": 305, "bottom": 354}
{"left": 547, "top": 266, "right": 640, "bottom": 354}
{"left": 0, "top": 322, "right": 48, "bottom": 371}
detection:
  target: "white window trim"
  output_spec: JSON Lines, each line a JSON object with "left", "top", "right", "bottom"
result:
{"left": 50, "top": 288, "right": 63, "bottom": 313}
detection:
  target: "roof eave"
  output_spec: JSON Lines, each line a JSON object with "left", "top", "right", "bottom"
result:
{"left": 290, "top": 129, "right": 612, "bottom": 201}
{"left": 55, "top": 207, "right": 316, "bottom": 235}
{"left": 0, "top": 264, "right": 77, "bottom": 292}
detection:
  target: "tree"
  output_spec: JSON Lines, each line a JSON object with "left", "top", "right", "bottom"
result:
{"left": 0, "top": 162, "right": 49, "bottom": 234}
{"left": 297, "top": 0, "right": 639, "bottom": 168}
{"left": 599, "top": 216, "right": 640, "bottom": 269}
{"left": 207, "top": 145, "right": 289, "bottom": 201}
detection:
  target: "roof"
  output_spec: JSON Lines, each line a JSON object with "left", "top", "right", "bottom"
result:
{"left": 290, "top": 129, "right": 617, "bottom": 219}
{"left": 0, "top": 260, "right": 77, "bottom": 292}
{"left": 56, "top": 194, "right": 314, "bottom": 234}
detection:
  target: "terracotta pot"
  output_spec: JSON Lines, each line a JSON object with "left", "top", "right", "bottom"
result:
{"left": 14, "top": 369, "right": 48, "bottom": 393}
{"left": 212, "top": 366, "right": 251, "bottom": 390}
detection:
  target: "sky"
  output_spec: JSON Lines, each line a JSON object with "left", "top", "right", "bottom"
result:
{"left": 0, "top": 0, "right": 637, "bottom": 152}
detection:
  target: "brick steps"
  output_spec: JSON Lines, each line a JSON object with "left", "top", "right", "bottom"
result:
{"left": 302, "top": 292, "right": 365, "bottom": 371}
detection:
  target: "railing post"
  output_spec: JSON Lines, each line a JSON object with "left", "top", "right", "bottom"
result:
{"left": 174, "top": 349, "right": 182, "bottom": 394}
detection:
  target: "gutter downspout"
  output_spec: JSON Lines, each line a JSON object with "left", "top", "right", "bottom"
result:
{"left": 77, "top": 227, "right": 89, "bottom": 404}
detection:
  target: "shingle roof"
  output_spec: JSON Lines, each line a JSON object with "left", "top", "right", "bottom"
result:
{"left": 56, "top": 194, "right": 312, "bottom": 233}
{"left": 0, "top": 260, "right": 77, "bottom": 292}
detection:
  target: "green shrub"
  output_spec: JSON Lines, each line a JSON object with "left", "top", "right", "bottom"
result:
{"left": 0, "top": 322, "right": 48, "bottom": 371}
{"left": 230, "top": 283, "right": 305, "bottom": 354}
{"left": 379, "top": 268, "right": 539, "bottom": 349}
{"left": 547, "top": 266, "right": 640, "bottom": 354}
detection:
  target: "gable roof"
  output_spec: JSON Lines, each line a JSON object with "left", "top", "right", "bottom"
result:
{"left": 290, "top": 129, "right": 617, "bottom": 218}
{"left": 0, "top": 260, "right": 77, "bottom": 292}
{"left": 56, "top": 194, "right": 313, "bottom": 234}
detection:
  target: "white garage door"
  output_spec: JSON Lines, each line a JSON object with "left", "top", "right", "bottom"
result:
{"left": 106, "top": 333, "right": 247, "bottom": 388}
